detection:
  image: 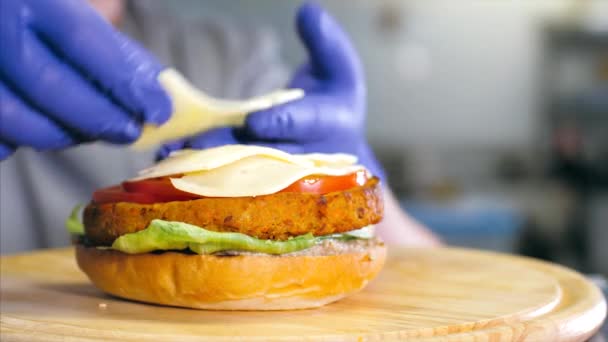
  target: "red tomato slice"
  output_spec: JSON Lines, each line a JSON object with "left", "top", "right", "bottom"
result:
{"left": 92, "top": 171, "right": 369, "bottom": 204}
{"left": 122, "top": 178, "right": 199, "bottom": 198}
{"left": 93, "top": 182, "right": 200, "bottom": 205}
{"left": 278, "top": 170, "right": 368, "bottom": 194}
{"left": 93, "top": 185, "right": 158, "bottom": 204}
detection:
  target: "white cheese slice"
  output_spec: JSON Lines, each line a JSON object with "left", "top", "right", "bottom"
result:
{"left": 132, "top": 145, "right": 315, "bottom": 181}
{"left": 170, "top": 155, "right": 364, "bottom": 197}
{"left": 132, "top": 69, "right": 304, "bottom": 149}
{"left": 297, "top": 153, "right": 358, "bottom": 167}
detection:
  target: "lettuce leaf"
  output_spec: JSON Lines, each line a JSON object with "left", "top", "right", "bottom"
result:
{"left": 112, "top": 219, "right": 318, "bottom": 255}
{"left": 66, "top": 205, "right": 85, "bottom": 235}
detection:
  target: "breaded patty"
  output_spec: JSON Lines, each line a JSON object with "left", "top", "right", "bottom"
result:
{"left": 84, "top": 177, "right": 383, "bottom": 245}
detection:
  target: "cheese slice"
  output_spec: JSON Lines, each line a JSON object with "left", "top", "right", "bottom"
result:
{"left": 132, "top": 69, "right": 304, "bottom": 149}
{"left": 132, "top": 145, "right": 315, "bottom": 181}
{"left": 131, "top": 144, "right": 364, "bottom": 197}
{"left": 170, "top": 155, "right": 364, "bottom": 197}
{"left": 297, "top": 153, "right": 358, "bottom": 167}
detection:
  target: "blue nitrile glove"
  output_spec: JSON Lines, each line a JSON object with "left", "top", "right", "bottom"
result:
{"left": 0, "top": 0, "right": 171, "bottom": 161}
{"left": 158, "top": 2, "right": 385, "bottom": 180}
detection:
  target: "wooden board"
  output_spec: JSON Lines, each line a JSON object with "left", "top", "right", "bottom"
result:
{"left": 0, "top": 247, "right": 605, "bottom": 341}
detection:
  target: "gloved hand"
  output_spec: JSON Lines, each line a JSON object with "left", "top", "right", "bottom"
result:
{"left": 158, "top": 2, "right": 385, "bottom": 179}
{"left": 0, "top": 0, "right": 171, "bottom": 160}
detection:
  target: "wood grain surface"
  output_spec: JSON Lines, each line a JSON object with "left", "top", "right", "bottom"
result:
{"left": 0, "top": 247, "right": 605, "bottom": 341}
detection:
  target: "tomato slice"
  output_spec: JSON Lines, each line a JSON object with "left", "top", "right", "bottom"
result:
{"left": 93, "top": 170, "right": 369, "bottom": 204}
{"left": 278, "top": 170, "right": 368, "bottom": 194}
{"left": 93, "top": 185, "right": 159, "bottom": 204}
{"left": 93, "top": 180, "right": 200, "bottom": 205}
{"left": 122, "top": 178, "right": 199, "bottom": 198}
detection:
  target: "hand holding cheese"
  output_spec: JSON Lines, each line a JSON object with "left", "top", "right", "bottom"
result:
{"left": 0, "top": 0, "right": 171, "bottom": 160}
{"left": 159, "top": 2, "right": 386, "bottom": 180}
{"left": 0, "top": 0, "right": 302, "bottom": 160}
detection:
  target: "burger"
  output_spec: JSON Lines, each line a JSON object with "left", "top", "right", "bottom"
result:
{"left": 68, "top": 144, "right": 386, "bottom": 310}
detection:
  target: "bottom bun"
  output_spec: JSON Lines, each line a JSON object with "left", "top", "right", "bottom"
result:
{"left": 75, "top": 242, "right": 386, "bottom": 310}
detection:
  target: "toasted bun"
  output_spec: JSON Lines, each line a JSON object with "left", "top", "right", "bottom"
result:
{"left": 75, "top": 242, "right": 386, "bottom": 310}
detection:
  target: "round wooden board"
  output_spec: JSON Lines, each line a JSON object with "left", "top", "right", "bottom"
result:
{"left": 0, "top": 247, "right": 605, "bottom": 341}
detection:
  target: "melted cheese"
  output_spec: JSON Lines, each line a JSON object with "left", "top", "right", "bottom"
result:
{"left": 131, "top": 145, "right": 364, "bottom": 197}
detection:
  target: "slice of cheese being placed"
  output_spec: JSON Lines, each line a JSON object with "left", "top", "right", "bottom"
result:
{"left": 132, "top": 69, "right": 304, "bottom": 149}
{"left": 132, "top": 145, "right": 315, "bottom": 181}
{"left": 171, "top": 155, "right": 364, "bottom": 197}
{"left": 296, "top": 153, "right": 358, "bottom": 167}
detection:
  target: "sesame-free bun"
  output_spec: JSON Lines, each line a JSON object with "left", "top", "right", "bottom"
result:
{"left": 75, "top": 242, "right": 386, "bottom": 310}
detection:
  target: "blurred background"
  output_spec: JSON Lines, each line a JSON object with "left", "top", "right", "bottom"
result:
{"left": 173, "top": 0, "right": 608, "bottom": 274}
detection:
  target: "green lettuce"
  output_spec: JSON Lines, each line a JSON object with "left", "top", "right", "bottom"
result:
{"left": 113, "top": 220, "right": 319, "bottom": 255}
{"left": 66, "top": 205, "right": 85, "bottom": 235}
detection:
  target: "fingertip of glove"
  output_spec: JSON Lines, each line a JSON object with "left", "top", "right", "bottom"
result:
{"left": 296, "top": 1, "right": 324, "bottom": 38}
{"left": 156, "top": 140, "right": 185, "bottom": 161}
{"left": 297, "top": 1, "right": 338, "bottom": 43}
{"left": 244, "top": 109, "right": 285, "bottom": 140}
{"left": 32, "top": 133, "right": 78, "bottom": 151}
{"left": 243, "top": 110, "right": 268, "bottom": 136}
{"left": 155, "top": 149, "right": 168, "bottom": 162}
{"left": 129, "top": 69, "right": 172, "bottom": 125}
{"left": 114, "top": 120, "right": 141, "bottom": 144}
{"left": 297, "top": 1, "right": 324, "bottom": 21}
{"left": 0, "top": 143, "right": 15, "bottom": 161}
{"left": 146, "top": 88, "right": 172, "bottom": 125}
